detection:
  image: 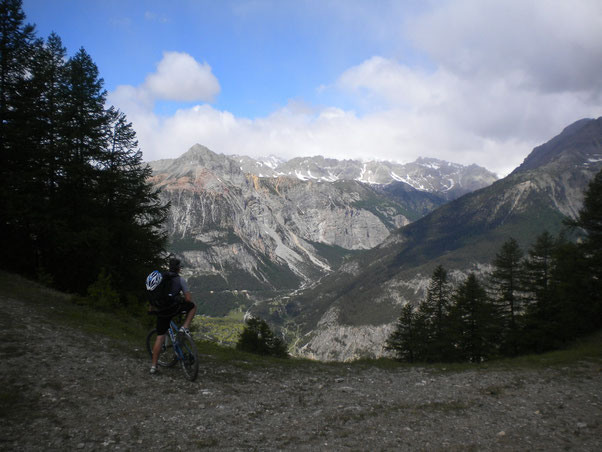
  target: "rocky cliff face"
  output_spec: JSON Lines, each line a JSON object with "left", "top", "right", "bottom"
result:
{"left": 149, "top": 145, "right": 496, "bottom": 316}
{"left": 252, "top": 118, "right": 602, "bottom": 361}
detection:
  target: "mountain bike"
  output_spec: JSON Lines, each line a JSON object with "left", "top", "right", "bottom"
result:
{"left": 146, "top": 311, "right": 199, "bottom": 381}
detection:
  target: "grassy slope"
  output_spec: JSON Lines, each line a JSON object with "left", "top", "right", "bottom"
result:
{"left": 1, "top": 270, "right": 600, "bottom": 372}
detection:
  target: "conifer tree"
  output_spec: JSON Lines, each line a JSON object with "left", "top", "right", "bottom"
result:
{"left": 570, "top": 169, "right": 602, "bottom": 270}
{"left": 236, "top": 317, "right": 289, "bottom": 358}
{"left": 0, "top": 0, "right": 35, "bottom": 146}
{"left": 547, "top": 238, "right": 590, "bottom": 342}
{"left": 0, "top": 0, "right": 36, "bottom": 272}
{"left": 43, "top": 47, "right": 110, "bottom": 291}
{"left": 521, "top": 231, "right": 558, "bottom": 351}
{"left": 95, "top": 108, "right": 168, "bottom": 293}
{"left": 0, "top": 0, "right": 168, "bottom": 302}
{"left": 566, "top": 169, "right": 602, "bottom": 331}
{"left": 489, "top": 238, "right": 524, "bottom": 356}
{"left": 420, "top": 265, "right": 452, "bottom": 361}
{"left": 11, "top": 33, "right": 67, "bottom": 275}
{"left": 449, "top": 273, "right": 496, "bottom": 362}
{"left": 412, "top": 300, "right": 432, "bottom": 361}
{"left": 386, "top": 303, "right": 420, "bottom": 362}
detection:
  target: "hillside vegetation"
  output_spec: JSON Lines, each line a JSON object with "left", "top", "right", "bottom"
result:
{"left": 1, "top": 271, "right": 601, "bottom": 450}
{"left": 1, "top": 270, "right": 601, "bottom": 370}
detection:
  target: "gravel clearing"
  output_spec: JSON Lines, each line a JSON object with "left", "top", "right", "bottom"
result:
{"left": 1, "top": 295, "right": 601, "bottom": 451}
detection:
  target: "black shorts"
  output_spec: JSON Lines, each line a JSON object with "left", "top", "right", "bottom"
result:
{"left": 156, "top": 301, "right": 195, "bottom": 336}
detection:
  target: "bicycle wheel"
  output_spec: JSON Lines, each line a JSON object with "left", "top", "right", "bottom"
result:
{"left": 146, "top": 329, "right": 178, "bottom": 367}
{"left": 177, "top": 334, "right": 199, "bottom": 381}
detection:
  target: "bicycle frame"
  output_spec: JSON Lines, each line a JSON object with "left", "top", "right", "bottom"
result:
{"left": 167, "top": 320, "right": 186, "bottom": 361}
{"left": 147, "top": 310, "right": 199, "bottom": 380}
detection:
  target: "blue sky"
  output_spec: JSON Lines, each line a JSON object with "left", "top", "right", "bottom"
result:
{"left": 24, "top": 0, "right": 422, "bottom": 116}
{"left": 22, "top": 0, "right": 602, "bottom": 175}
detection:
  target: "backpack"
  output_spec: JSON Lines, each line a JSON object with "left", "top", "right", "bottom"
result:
{"left": 145, "top": 270, "right": 177, "bottom": 310}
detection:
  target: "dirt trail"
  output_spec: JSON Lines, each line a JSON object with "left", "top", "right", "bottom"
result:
{"left": 1, "top": 295, "right": 601, "bottom": 451}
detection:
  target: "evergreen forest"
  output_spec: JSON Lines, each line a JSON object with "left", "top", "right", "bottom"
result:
{"left": 0, "top": 0, "right": 168, "bottom": 305}
{"left": 386, "top": 170, "right": 602, "bottom": 362}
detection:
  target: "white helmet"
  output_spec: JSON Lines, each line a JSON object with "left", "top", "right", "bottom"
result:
{"left": 146, "top": 270, "right": 163, "bottom": 291}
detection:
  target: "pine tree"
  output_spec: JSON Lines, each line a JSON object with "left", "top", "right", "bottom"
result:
{"left": 548, "top": 238, "right": 591, "bottom": 342}
{"left": 0, "top": 0, "right": 35, "bottom": 147}
{"left": 386, "top": 303, "right": 421, "bottom": 362}
{"left": 0, "top": 0, "right": 168, "bottom": 301}
{"left": 39, "top": 47, "right": 108, "bottom": 291}
{"left": 95, "top": 108, "right": 168, "bottom": 294}
{"left": 420, "top": 265, "right": 452, "bottom": 361}
{"left": 566, "top": 169, "right": 602, "bottom": 331}
{"left": 449, "top": 273, "right": 496, "bottom": 362}
{"left": 489, "top": 238, "right": 524, "bottom": 356}
{"left": 10, "top": 33, "right": 68, "bottom": 275}
{"left": 0, "top": 0, "right": 36, "bottom": 273}
{"left": 236, "top": 317, "right": 289, "bottom": 358}
{"left": 570, "top": 169, "right": 602, "bottom": 269}
{"left": 521, "top": 231, "right": 559, "bottom": 351}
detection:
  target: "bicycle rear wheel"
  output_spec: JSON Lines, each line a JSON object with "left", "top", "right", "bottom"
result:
{"left": 177, "top": 334, "right": 199, "bottom": 381}
{"left": 146, "top": 329, "right": 178, "bottom": 367}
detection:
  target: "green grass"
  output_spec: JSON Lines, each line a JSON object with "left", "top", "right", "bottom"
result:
{"left": 0, "top": 271, "right": 151, "bottom": 349}
{"left": 192, "top": 313, "right": 245, "bottom": 346}
{"left": 493, "top": 332, "right": 602, "bottom": 369}
{"left": 382, "top": 331, "right": 602, "bottom": 374}
{"left": 1, "top": 270, "right": 600, "bottom": 374}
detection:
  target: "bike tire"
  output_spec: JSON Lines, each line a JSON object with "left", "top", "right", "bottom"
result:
{"left": 177, "top": 334, "right": 199, "bottom": 381}
{"left": 146, "top": 329, "right": 178, "bottom": 368}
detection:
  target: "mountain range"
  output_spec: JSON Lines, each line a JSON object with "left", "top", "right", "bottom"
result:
{"left": 149, "top": 117, "right": 602, "bottom": 361}
{"left": 149, "top": 148, "right": 496, "bottom": 316}
{"left": 234, "top": 154, "right": 496, "bottom": 200}
{"left": 248, "top": 117, "right": 602, "bottom": 360}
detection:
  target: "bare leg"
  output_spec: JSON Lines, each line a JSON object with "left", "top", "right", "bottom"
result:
{"left": 152, "top": 334, "right": 166, "bottom": 367}
{"left": 182, "top": 304, "right": 197, "bottom": 329}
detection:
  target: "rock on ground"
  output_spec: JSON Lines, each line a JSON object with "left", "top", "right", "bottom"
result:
{"left": 1, "top": 296, "right": 601, "bottom": 451}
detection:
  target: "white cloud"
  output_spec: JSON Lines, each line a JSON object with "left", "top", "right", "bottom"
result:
{"left": 109, "top": 51, "right": 220, "bottom": 108}
{"left": 144, "top": 52, "right": 220, "bottom": 102}
{"left": 108, "top": 2, "right": 601, "bottom": 177}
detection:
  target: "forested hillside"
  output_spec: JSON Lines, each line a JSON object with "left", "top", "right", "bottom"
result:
{"left": 0, "top": 0, "right": 167, "bottom": 302}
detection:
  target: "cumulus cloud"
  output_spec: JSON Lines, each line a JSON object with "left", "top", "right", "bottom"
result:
{"left": 144, "top": 52, "right": 220, "bottom": 102}
{"left": 108, "top": 1, "right": 601, "bottom": 177}
{"left": 109, "top": 51, "right": 220, "bottom": 108}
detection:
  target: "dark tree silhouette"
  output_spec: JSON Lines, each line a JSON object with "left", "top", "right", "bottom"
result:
{"left": 0, "top": 0, "right": 168, "bottom": 304}
{"left": 489, "top": 238, "right": 524, "bottom": 356}
{"left": 419, "top": 265, "right": 452, "bottom": 361}
{"left": 236, "top": 317, "right": 289, "bottom": 358}
{"left": 449, "top": 273, "right": 497, "bottom": 362}
{"left": 386, "top": 303, "right": 422, "bottom": 362}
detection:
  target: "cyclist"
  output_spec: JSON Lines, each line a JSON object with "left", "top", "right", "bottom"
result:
{"left": 149, "top": 258, "right": 197, "bottom": 375}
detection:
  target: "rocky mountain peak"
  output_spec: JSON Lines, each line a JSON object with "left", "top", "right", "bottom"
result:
{"left": 414, "top": 157, "right": 460, "bottom": 169}
{"left": 178, "top": 144, "right": 232, "bottom": 169}
{"left": 512, "top": 117, "right": 602, "bottom": 174}
{"left": 150, "top": 145, "right": 498, "bottom": 200}
{"left": 158, "top": 144, "right": 246, "bottom": 185}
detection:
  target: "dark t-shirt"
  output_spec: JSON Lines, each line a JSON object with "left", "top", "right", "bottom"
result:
{"left": 169, "top": 274, "right": 189, "bottom": 298}
{"left": 155, "top": 274, "right": 193, "bottom": 335}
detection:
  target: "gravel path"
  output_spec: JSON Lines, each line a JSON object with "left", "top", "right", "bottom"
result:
{"left": 1, "top": 295, "right": 601, "bottom": 451}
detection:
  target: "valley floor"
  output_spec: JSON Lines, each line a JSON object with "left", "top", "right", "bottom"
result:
{"left": 1, "top": 295, "right": 601, "bottom": 451}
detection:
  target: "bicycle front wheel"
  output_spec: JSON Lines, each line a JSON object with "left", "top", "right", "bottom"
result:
{"left": 146, "top": 329, "right": 178, "bottom": 367}
{"left": 177, "top": 334, "right": 199, "bottom": 381}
